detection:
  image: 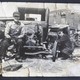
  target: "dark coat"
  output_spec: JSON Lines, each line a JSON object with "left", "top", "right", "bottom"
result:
{"left": 58, "top": 34, "right": 74, "bottom": 55}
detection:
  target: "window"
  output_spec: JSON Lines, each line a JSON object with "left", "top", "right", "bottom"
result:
{"left": 25, "top": 14, "right": 41, "bottom": 21}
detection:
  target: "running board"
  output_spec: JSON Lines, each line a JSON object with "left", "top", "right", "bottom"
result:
{"left": 25, "top": 51, "right": 52, "bottom": 55}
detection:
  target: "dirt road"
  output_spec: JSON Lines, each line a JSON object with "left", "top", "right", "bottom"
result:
{"left": 2, "top": 48, "right": 80, "bottom": 77}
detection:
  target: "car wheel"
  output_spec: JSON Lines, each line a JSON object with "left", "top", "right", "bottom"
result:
{"left": 51, "top": 41, "right": 58, "bottom": 62}
{"left": 75, "top": 34, "right": 80, "bottom": 47}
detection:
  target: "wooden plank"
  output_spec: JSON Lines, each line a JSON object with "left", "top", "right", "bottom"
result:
{"left": 2, "top": 68, "right": 29, "bottom": 77}
{"left": 29, "top": 68, "right": 43, "bottom": 77}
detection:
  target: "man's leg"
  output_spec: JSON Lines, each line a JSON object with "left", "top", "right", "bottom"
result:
{"left": 61, "top": 48, "right": 72, "bottom": 59}
{"left": 15, "top": 39, "right": 24, "bottom": 59}
{"left": 0, "top": 38, "right": 10, "bottom": 59}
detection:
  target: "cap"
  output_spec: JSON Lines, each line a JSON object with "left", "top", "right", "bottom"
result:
{"left": 13, "top": 12, "right": 20, "bottom": 17}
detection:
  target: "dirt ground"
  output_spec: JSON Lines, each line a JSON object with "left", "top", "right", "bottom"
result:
{"left": 2, "top": 47, "right": 80, "bottom": 77}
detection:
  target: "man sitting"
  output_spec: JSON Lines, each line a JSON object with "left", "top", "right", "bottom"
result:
{"left": 0, "top": 11, "right": 25, "bottom": 62}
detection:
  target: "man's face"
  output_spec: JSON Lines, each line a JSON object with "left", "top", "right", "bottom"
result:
{"left": 58, "top": 31, "right": 64, "bottom": 37}
{"left": 14, "top": 16, "right": 20, "bottom": 22}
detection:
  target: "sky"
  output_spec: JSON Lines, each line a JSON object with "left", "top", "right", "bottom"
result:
{"left": 0, "top": 2, "right": 80, "bottom": 17}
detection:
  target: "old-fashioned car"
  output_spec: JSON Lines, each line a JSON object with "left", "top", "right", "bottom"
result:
{"left": 19, "top": 8, "right": 51, "bottom": 58}
{"left": 2, "top": 8, "right": 51, "bottom": 60}
{"left": 0, "top": 8, "right": 74, "bottom": 62}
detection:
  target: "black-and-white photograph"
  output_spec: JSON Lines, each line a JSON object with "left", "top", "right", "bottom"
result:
{"left": 0, "top": 2, "right": 80, "bottom": 77}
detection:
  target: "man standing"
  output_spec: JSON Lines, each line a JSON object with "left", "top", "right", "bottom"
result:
{"left": 0, "top": 11, "right": 25, "bottom": 62}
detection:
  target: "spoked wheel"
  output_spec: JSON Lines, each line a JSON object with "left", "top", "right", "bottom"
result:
{"left": 50, "top": 41, "right": 58, "bottom": 62}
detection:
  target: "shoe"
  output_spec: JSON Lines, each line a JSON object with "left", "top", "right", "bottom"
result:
{"left": 2, "top": 59, "right": 5, "bottom": 63}
{"left": 4, "top": 57, "right": 10, "bottom": 61}
{"left": 2, "top": 56, "right": 9, "bottom": 61}
{"left": 61, "top": 57, "right": 69, "bottom": 60}
{"left": 15, "top": 55, "right": 20, "bottom": 60}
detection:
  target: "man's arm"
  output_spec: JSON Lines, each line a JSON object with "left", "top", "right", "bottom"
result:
{"left": 5, "top": 23, "right": 11, "bottom": 38}
{"left": 58, "top": 34, "right": 69, "bottom": 43}
{"left": 18, "top": 23, "right": 25, "bottom": 38}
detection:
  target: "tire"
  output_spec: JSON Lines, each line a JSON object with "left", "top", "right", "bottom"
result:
{"left": 51, "top": 41, "right": 58, "bottom": 62}
{"left": 75, "top": 34, "right": 80, "bottom": 47}
{"left": 71, "top": 41, "right": 75, "bottom": 50}
{"left": 52, "top": 56, "right": 56, "bottom": 62}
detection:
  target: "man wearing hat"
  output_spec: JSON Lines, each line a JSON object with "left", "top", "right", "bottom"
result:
{"left": 0, "top": 11, "right": 25, "bottom": 62}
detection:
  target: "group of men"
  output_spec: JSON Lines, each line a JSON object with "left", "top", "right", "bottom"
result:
{"left": 0, "top": 11, "right": 74, "bottom": 62}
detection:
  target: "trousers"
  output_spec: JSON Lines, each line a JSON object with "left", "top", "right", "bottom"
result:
{"left": 0, "top": 38, "right": 24, "bottom": 59}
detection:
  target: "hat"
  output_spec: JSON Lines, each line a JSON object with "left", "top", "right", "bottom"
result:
{"left": 13, "top": 12, "right": 20, "bottom": 17}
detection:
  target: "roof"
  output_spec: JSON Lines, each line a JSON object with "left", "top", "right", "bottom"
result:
{"left": 50, "top": 24, "right": 69, "bottom": 29}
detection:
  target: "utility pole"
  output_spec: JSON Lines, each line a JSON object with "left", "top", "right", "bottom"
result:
{"left": 55, "top": 3, "right": 57, "bottom": 10}
{"left": 66, "top": 3, "right": 68, "bottom": 10}
{"left": 43, "top": 3, "right": 45, "bottom": 8}
{"left": 54, "top": 3, "right": 57, "bottom": 24}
